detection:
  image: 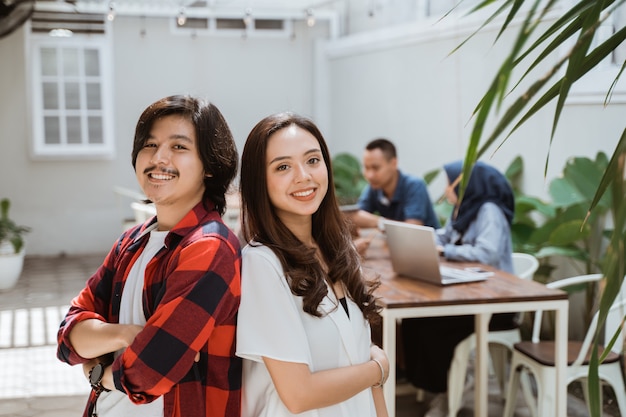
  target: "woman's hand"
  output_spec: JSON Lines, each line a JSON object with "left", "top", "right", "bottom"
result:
{"left": 370, "top": 344, "right": 389, "bottom": 386}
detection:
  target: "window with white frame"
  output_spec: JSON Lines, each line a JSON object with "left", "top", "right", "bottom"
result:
{"left": 28, "top": 29, "right": 114, "bottom": 159}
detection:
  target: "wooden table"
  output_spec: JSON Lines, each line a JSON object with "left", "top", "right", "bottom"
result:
{"left": 362, "top": 237, "right": 569, "bottom": 417}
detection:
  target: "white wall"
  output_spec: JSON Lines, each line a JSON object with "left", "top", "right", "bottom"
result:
{"left": 1, "top": 6, "right": 623, "bottom": 257}
{"left": 321, "top": 10, "right": 625, "bottom": 202}
{"left": 0, "top": 15, "right": 327, "bottom": 255}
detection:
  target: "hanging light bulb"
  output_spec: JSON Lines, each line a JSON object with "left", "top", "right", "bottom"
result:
{"left": 243, "top": 8, "right": 252, "bottom": 27}
{"left": 306, "top": 9, "right": 315, "bottom": 27}
{"left": 106, "top": 1, "right": 116, "bottom": 22}
{"left": 177, "top": 7, "right": 187, "bottom": 26}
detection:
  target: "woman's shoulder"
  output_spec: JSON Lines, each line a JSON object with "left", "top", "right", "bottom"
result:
{"left": 475, "top": 202, "right": 510, "bottom": 228}
{"left": 243, "top": 241, "right": 272, "bottom": 254}
{"left": 242, "top": 242, "right": 280, "bottom": 263}
{"left": 479, "top": 201, "right": 506, "bottom": 215}
{"left": 241, "top": 243, "right": 289, "bottom": 288}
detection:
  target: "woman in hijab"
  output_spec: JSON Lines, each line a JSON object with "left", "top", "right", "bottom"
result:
{"left": 435, "top": 160, "right": 515, "bottom": 273}
{"left": 401, "top": 160, "right": 516, "bottom": 417}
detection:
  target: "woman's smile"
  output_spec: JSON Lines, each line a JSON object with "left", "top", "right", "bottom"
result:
{"left": 291, "top": 187, "right": 317, "bottom": 200}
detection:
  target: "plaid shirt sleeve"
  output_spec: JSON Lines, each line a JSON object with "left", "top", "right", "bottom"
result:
{"left": 113, "top": 224, "right": 241, "bottom": 411}
{"left": 56, "top": 232, "right": 131, "bottom": 365}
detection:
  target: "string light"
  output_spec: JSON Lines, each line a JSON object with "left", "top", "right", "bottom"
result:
{"left": 106, "top": 1, "right": 116, "bottom": 22}
{"left": 306, "top": 8, "right": 315, "bottom": 27}
{"left": 177, "top": 7, "right": 187, "bottom": 26}
{"left": 243, "top": 8, "right": 252, "bottom": 27}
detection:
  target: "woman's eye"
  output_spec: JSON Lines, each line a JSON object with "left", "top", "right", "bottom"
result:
{"left": 173, "top": 144, "right": 187, "bottom": 150}
{"left": 308, "top": 157, "right": 321, "bottom": 165}
{"left": 143, "top": 142, "right": 157, "bottom": 148}
{"left": 277, "top": 164, "right": 289, "bottom": 171}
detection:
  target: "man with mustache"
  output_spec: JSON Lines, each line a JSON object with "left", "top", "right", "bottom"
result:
{"left": 56, "top": 95, "right": 242, "bottom": 417}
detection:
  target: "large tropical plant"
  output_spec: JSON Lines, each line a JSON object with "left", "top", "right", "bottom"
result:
{"left": 509, "top": 153, "right": 614, "bottom": 330}
{"left": 512, "top": 153, "right": 612, "bottom": 271}
{"left": 453, "top": 2, "right": 625, "bottom": 416}
{"left": 332, "top": 152, "right": 368, "bottom": 205}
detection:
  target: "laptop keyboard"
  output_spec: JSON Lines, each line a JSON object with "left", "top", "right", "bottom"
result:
{"left": 440, "top": 266, "right": 487, "bottom": 281}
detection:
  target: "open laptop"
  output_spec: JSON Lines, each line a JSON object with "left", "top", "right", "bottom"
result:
{"left": 382, "top": 219, "right": 492, "bottom": 285}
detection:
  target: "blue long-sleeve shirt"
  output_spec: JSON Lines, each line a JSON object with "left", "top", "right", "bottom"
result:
{"left": 436, "top": 202, "right": 513, "bottom": 273}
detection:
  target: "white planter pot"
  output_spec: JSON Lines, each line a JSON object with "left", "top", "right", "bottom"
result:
{"left": 0, "top": 247, "right": 25, "bottom": 291}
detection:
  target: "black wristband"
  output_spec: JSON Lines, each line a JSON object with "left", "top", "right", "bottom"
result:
{"left": 89, "top": 363, "right": 111, "bottom": 394}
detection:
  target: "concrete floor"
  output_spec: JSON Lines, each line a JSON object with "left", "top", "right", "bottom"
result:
{"left": 0, "top": 254, "right": 618, "bottom": 417}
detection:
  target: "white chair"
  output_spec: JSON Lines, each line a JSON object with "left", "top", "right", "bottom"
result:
{"left": 445, "top": 253, "right": 540, "bottom": 417}
{"left": 512, "top": 252, "right": 540, "bottom": 280}
{"left": 503, "top": 273, "right": 626, "bottom": 417}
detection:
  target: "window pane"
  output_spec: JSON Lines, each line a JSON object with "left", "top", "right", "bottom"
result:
{"left": 181, "top": 17, "right": 209, "bottom": 29}
{"left": 65, "top": 82, "right": 81, "bottom": 109}
{"left": 66, "top": 116, "right": 82, "bottom": 144}
{"left": 44, "top": 117, "right": 61, "bottom": 144}
{"left": 32, "top": 38, "right": 112, "bottom": 158}
{"left": 84, "top": 49, "right": 100, "bottom": 76}
{"left": 88, "top": 116, "right": 103, "bottom": 144}
{"left": 255, "top": 19, "right": 284, "bottom": 30}
{"left": 86, "top": 83, "right": 101, "bottom": 110}
{"left": 62, "top": 48, "right": 80, "bottom": 76}
{"left": 216, "top": 18, "right": 246, "bottom": 29}
{"left": 41, "top": 48, "right": 57, "bottom": 76}
{"left": 43, "top": 82, "right": 59, "bottom": 109}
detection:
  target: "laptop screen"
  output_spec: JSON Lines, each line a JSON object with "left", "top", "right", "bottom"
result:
{"left": 382, "top": 219, "right": 490, "bottom": 285}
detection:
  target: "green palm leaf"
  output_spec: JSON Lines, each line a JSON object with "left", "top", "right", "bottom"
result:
{"left": 455, "top": 2, "right": 626, "bottom": 415}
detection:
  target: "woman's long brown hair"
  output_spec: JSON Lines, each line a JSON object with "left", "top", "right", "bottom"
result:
{"left": 240, "top": 112, "right": 380, "bottom": 323}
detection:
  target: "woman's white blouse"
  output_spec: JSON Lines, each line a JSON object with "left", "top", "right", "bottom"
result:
{"left": 236, "top": 244, "right": 376, "bottom": 417}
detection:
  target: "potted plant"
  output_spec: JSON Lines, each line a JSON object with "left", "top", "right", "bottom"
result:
{"left": 332, "top": 152, "right": 368, "bottom": 206}
{"left": 0, "top": 198, "right": 30, "bottom": 290}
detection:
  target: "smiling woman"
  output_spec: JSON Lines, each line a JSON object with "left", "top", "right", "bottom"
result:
{"left": 264, "top": 123, "right": 329, "bottom": 234}
{"left": 236, "top": 112, "right": 389, "bottom": 417}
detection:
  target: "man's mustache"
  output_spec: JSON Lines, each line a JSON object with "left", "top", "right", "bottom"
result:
{"left": 144, "top": 166, "right": 178, "bottom": 176}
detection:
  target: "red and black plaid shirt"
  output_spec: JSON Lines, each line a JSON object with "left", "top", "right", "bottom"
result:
{"left": 57, "top": 201, "right": 242, "bottom": 417}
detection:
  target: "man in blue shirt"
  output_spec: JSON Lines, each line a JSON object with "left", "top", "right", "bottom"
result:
{"left": 349, "top": 138, "right": 440, "bottom": 380}
{"left": 350, "top": 138, "right": 440, "bottom": 231}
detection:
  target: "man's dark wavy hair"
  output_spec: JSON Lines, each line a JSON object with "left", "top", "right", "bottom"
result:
{"left": 131, "top": 95, "right": 238, "bottom": 215}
